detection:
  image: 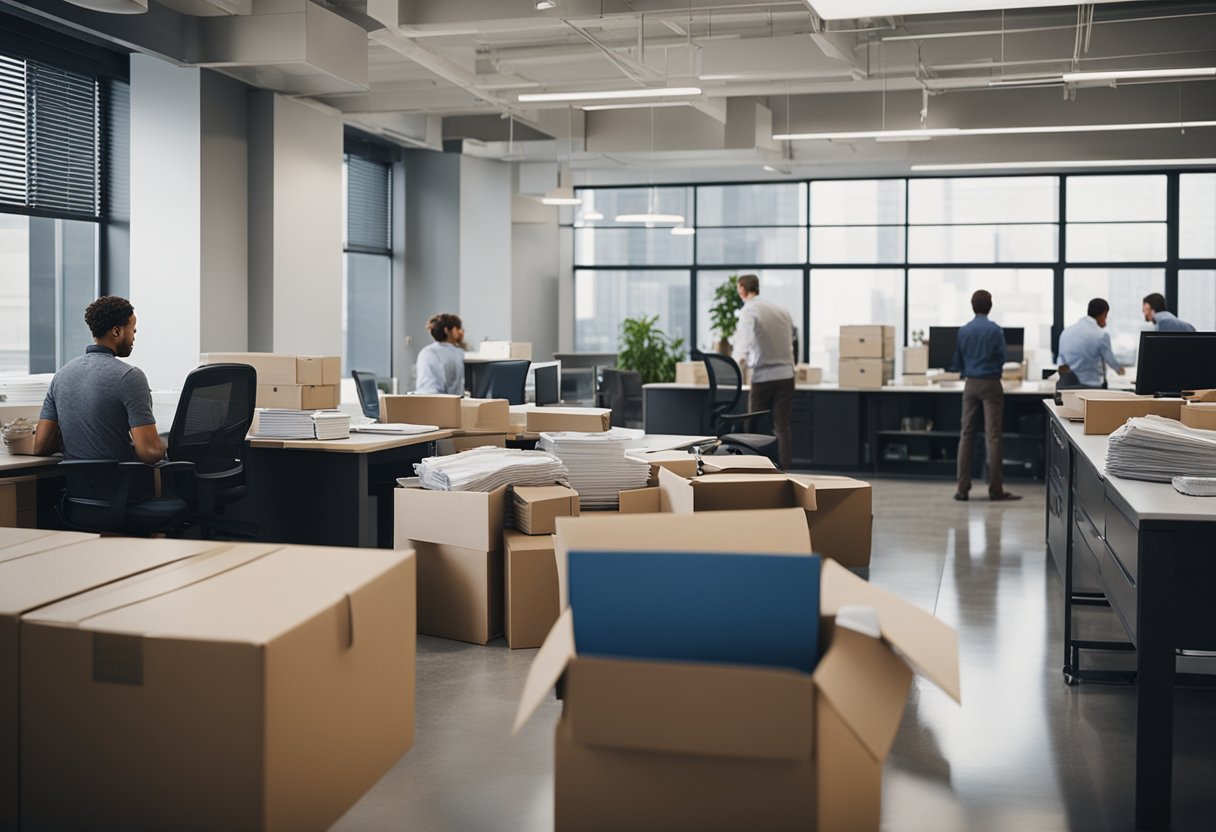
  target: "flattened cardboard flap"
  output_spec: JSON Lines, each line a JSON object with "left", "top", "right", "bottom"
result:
{"left": 699, "top": 456, "right": 779, "bottom": 474}
{"left": 0, "top": 531, "right": 96, "bottom": 566}
{"left": 820, "top": 560, "right": 961, "bottom": 703}
{"left": 514, "top": 607, "right": 576, "bottom": 734}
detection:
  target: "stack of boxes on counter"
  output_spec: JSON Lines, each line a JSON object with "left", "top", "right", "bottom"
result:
{"left": 200, "top": 352, "right": 341, "bottom": 410}
{"left": 838, "top": 325, "right": 895, "bottom": 389}
{"left": 380, "top": 394, "right": 514, "bottom": 451}
{"left": 903, "top": 341, "right": 930, "bottom": 386}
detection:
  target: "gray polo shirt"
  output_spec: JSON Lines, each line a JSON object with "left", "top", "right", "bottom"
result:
{"left": 39, "top": 345, "right": 157, "bottom": 461}
{"left": 414, "top": 341, "right": 466, "bottom": 395}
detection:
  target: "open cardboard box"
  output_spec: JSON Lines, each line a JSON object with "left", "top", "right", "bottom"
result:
{"left": 1080, "top": 393, "right": 1183, "bottom": 435}
{"left": 699, "top": 455, "right": 778, "bottom": 475}
{"left": 625, "top": 450, "right": 698, "bottom": 485}
{"left": 657, "top": 468, "right": 816, "bottom": 515}
{"left": 381, "top": 394, "right": 463, "bottom": 428}
{"left": 460, "top": 398, "right": 510, "bottom": 432}
{"left": 19, "top": 541, "right": 415, "bottom": 832}
{"left": 618, "top": 487, "right": 661, "bottom": 514}
{"left": 789, "top": 474, "right": 874, "bottom": 570}
{"left": 516, "top": 510, "right": 960, "bottom": 832}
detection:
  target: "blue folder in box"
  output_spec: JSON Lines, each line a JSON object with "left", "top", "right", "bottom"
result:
{"left": 567, "top": 550, "right": 821, "bottom": 674}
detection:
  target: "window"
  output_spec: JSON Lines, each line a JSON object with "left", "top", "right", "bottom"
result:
{"left": 574, "top": 270, "right": 690, "bottom": 353}
{"left": 1180, "top": 174, "right": 1216, "bottom": 259}
{"left": 810, "top": 179, "right": 905, "bottom": 264}
{"left": 1064, "top": 268, "right": 1164, "bottom": 366}
{"left": 342, "top": 154, "right": 393, "bottom": 378}
{"left": 808, "top": 269, "right": 904, "bottom": 379}
{"left": 1179, "top": 271, "right": 1216, "bottom": 332}
{"left": 695, "top": 270, "right": 803, "bottom": 354}
{"left": 908, "top": 177, "right": 1057, "bottom": 263}
{"left": 574, "top": 186, "right": 693, "bottom": 266}
{"left": 1066, "top": 175, "right": 1167, "bottom": 262}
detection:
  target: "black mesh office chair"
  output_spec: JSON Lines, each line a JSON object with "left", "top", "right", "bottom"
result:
{"left": 352, "top": 370, "right": 381, "bottom": 420}
{"left": 600, "top": 368, "right": 643, "bottom": 429}
{"left": 696, "top": 351, "right": 780, "bottom": 465}
{"left": 57, "top": 459, "right": 192, "bottom": 535}
{"left": 477, "top": 360, "right": 531, "bottom": 405}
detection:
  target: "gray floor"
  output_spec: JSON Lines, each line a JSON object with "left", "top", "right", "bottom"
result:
{"left": 333, "top": 479, "right": 1216, "bottom": 832}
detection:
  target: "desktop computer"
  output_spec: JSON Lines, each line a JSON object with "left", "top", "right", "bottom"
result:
{"left": 1135, "top": 331, "right": 1216, "bottom": 396}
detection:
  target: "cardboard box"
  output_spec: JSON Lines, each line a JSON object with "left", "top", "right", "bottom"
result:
{"left": 657, "top": 468, "right": 816, "bottom": 515}
{"left": 839, "top": 358, "right": 893, "bottom": 389}
{"left": 699, "top": 455, "right": 778, "bottom": 475}
{"left": 201, "top": 352, "right": 298, "bottom": 386}
{"left": 788, "top": 475, "right": 873, "bottom": 569}
{"left": 903, "top": 346, "right": 928, "bottom": 375}
{"left": 794, "top": 364, "right": 823, "bottom": 385}
{"left": 515, "top": 485, "right": 580, "bottom": 535}
{"left": 380, "top": 394, "right": 463, "bottom": 428}
{"left": 516, "top": 555, "right": 961, "bottom": 832}
{"left": 1057, "top": 388, "right": 1136, "bottom": 420}
{"left": 296, "top": 355, "right": 341, "bottom": 386}
{"left": 618, "top": 487, "right": 660, "bottom": 514}
{"left": 256, "top": 384, "right": 339, "bottom": 411}
{"left": 675, "top": 361, "right": 708, "bottom": 386}
{"left": 395, "top": 484, "right": 506, "bottom": 552}
{"left": 526, "top": 407, "right": 612, "bottom": 433}
{"left": 461, "top": 398, "right": 510, "bottom": 432}
{"left": 839, "top": 325, "right": 895, "bottom": 359}
{"left": 901, "top": 374, "right": 930, "bottom": 386}
{"left": 1081, "top": 394, "right": 1183, "bottom": 435}
{"left": 504, "top": 530, "right": 559, "bottom": 649}
{"left": 20, "top": 542, "right": 415, "bottom": 832}
{"left": 626, "top": 450, "right": 698, "bottom": 485}
{"left": 478, "top": 341, "right": 532, "bottom": 360}
{"left": 450, "top": 433, "right": 507, "bottom": 452}
{"left": 0, "top": 476, "right": 37, "bottom": 529}
{"left": 1180, "top": 402, "right": 1216, "bottom": 431}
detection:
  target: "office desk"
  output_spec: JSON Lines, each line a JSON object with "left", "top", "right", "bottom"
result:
{"left": 0, "top": 454, "right": 64, "bottom": 528}
{"left": 0, "top": 454, "right": 59, "bottom": 474}
{"left": 235, "top": 431, "right": 451, "bottom": 548}
{"left": 1043, "top": 403, "right": 1216, "bottom": 829}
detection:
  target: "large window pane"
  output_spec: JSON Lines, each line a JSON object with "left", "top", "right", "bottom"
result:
{"left": 0, "top": 213, "right": 29, "bottom": 374}
{"left": 1064, "top": 268, "right": 1163, "bottom": 366}
{"left": 1066, "top": 223, "right": 1166, "bottom": 262}
{"left": 808, "top": 269, "right": 904, "bottom": 379}
{"left": 1180, "top": 174, "right": 1216, "bottom": 259}
{"left": 908, "top": 224, "right": 1056, "bottom": 263}
{"left": 907, "top": 269, "right": 1053, "bottom": 376}
{"left": 574, "top": 269, "right": 690, "bottom": 353}
{"left": 909, "top": 177, "right": 1058, "bottom": 224}
{"left": 1179, "top": 270, "right": 1216, "bottom": 332}
{"left": 28, "top": 216, "right": 96, "bottom": 373}
{"left": 1067, "top": 175, "right": 1166, "bottom": 222}
{"left": 810, "top": 179, "right": 905, "bottom": 225}
{"left": 343, "top": 253, "right": 392, "bottom": 377}
{"left": 810, "top": 226, "right": 905, "bottom": 264}
{"left": 696, "top": 227, "right": 806, "bottom": 264}
{"left": 573, "top": 186, "right": 691, "bottom": 228}
{"left": 574, "top": 227, "right": 692, "bottom": 266}
{"left": 695, "top": 269, "right": 803, "bottom": 354}
{"left": 697, "top": 182, "right": 806, "bottom": 226}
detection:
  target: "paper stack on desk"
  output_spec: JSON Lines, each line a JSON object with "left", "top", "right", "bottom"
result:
{"left": 254, "top": 409, "right": 350, "bottom": 440}
{"left": 412, "top": 447, "right": 567, "bottom": 492}
{"left": 310, "top": 410, "right": 351, "bottom": 440}
{"left": 1106, "top": 415, "right": 1216, "bottom": 483}
{"left": 537, "top": 429, "right": 651, "bottom": 509}
{"left": 0, "top": 374, "right": 53, "bottom": 405}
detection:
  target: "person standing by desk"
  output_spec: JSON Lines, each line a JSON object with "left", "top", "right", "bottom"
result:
{"left": 415, "top": 313, "right": 466, "bottom": 395}
{"left": 1143, "top": 292, "right": 1196, "bottom": 332}
{"left": 953, "top": 290, "right": 1019, "bottom": 502}
{"left": 1057, "top": 298, "right": 1125, "bottom": 388}
{"left": 734, "top": 274, "right": 795, "bottom": 469}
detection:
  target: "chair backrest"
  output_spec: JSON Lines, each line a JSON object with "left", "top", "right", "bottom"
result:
{"left": 478, "top": 360, "right": 531, "bottom": 405}
{"left": 352, "top": 370, "right": 381, "bottom": 420}
{"left": 57, "top": 460, "right": 129, "bottom": 531}
{"left": 168, "top": 363, "right": 257, "bottom": 475}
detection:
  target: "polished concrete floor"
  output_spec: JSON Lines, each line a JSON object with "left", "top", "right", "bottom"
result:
{"left": 333, "top": 479, "right": 1216, "bottom": 831}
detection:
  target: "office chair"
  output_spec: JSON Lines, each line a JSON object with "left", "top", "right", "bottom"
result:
{"left": 600, "top": 368, "right": 643, "bottom": 429}
{"left": 352, "top": 370, "right": 381, "bottom": 420}
{"left": 477, "top": 360, "right": 530, "bottom": 405}
{"left": 696, "top": 351, "right": 780, "bottom": 466}
{"left": 57, "top": 459, "right": 193, "bottom": 535}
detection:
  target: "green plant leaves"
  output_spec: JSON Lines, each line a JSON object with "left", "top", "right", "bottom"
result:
{"left": 618, "top": 314, "right": 686, "bottom": 384}
{"left": 710, "top": 275, "right": 743, "bottom": 341}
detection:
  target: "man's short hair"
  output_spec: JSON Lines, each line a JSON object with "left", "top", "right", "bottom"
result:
{"left": 1143, "top": 292, "right": 1166, "bottom": 313}
{"left": 84, "top": 296, "right": 134, "bottom": 338}
{"left": 737, "top": 274, "right": 759, "bottom": 295}
{"left": 971, "top": 289, "right": 993, "bottom": 315}
{"left": 1087, "top": 298, "right": 1110, "bottom": 319}
{"left": 427, "top": 313, "right": 462, "bottom": 342}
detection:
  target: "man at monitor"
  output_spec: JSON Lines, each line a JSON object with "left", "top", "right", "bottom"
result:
{"left": 1057, "top": 298, "right": 1125, "bottom": 388}
{"left": 415, "top": 313, "right": 466, "bottom": 395}
{"left": 952, "top": 289, "right": 1019, "bottom": 502}
{"left": 1143, "top": 292, "right": 1196, "bottom": 332}
{"left": 33, "top": 295, "right": 164, "bottom": 465}
{"left": 734, "top": 274, "right": 795, "bottom": 469}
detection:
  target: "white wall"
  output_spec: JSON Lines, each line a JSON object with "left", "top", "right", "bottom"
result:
{"left": 458, "top": 155, "right": 513, "bottom": 348}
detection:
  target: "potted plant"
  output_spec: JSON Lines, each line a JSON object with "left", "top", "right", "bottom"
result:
{"left": 709, "top": 275, "right": 743, "bottom": 355}
{"left": 618, "top": 315, "right": 686, "bottom": 384}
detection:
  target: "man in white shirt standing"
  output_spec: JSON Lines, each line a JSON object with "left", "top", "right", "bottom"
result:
{"left": 733, "top": 274, "right": 796, "bottom": 469}
{"left": 1057, "top": 298, "right": 1125, "bottom": 388}
{"left": 415, "top": 313, "right": 466, "bottom": 395}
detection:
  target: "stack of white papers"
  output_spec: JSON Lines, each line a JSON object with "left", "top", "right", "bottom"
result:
{"left": 311, "top": 410, "right": 350, "bottom": 440}
{"left": 412, "top": 447, "right": 568, "bottom": 492}
{"left": 254, "top": 409, "right": 350, "bottom": 440}
{"left": 537, "top": 429, "right": 651, "bottom": 509}
{"left": 351, "top": 423, "right": 439, "bottom": 435}
{"left": 0, "top": 374, "right": 53, "bottom": 406}
{"left": 1172, "top": 476, "right": 1216, "bottom": 497}
{"left": 1106, "top": 415, "right": 1216, "bottom": 483}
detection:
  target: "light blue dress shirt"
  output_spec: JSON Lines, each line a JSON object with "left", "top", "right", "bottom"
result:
{"left": 953, "top": 315, "right": 1006, "bottom": 379}
{"left": 1153, "top": 311, "right": 1197, "bottom": 332}
{"left": 1057, "top": 316, "right": 1121, "bottom": 387}
{"left": 415, "top": 342, "right": 465, "bottom": 395}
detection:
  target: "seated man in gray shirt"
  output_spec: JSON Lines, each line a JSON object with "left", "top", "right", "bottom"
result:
{"left": 34, "top": 295, "right": 165, "bottom": 466}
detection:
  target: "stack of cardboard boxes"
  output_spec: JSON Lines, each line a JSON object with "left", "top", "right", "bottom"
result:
{"left": 504, "top": 485, "right": 580, "bottom": 648}
{"left": 838, "top": 325, "right": 895, "bottom": 389}
{"left": 200, "top": 352, "right": 341, "bottom": 410}
{"left": 903, "top": 343, "right": 929, "bottom": 386}
{"left": 379, "top": 395, "right": 512, "bottom": 450}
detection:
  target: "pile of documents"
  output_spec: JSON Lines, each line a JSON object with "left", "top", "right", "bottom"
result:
{"left": 351, "top": 423, "right": 439, "bottom": 435}
{"left": 1172, "top": 476, "right": 1216, "bottom": 497}
{"left": 412, "top": 447, "right": 567, "bottom": 492}
{"left": 537, "top": 429, "right": 651, "bottom": 509}
{"left": 0, "top": 374, "right": 53, "bottom": 406}
{"left": 1106, "top": 415, "right": 1216, "bottom": 483}
{"left": 254, "top": 409, "right": 350, "bottom": 440}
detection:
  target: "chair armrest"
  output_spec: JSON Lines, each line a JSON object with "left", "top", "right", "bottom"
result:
{"left": 720, "top": 409, "right": 770, "bottom": 422}
{"left": 149, "top": 460, "right": 196, "bottom": 474}
{"left": 58, "top": 458, "right": 122, "bottom": 470}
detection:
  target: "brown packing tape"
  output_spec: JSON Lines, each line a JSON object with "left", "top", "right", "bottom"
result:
{"left": 1183, "top": 388, "right": 1216, "bottom": 403}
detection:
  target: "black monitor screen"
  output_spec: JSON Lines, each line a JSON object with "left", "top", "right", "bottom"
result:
{"left": 928, "top": 325, "right": 1024, "bottom": 370}
{"left": 534, "top": 364, "right": 560, "bottom": 406}
{"left": 1135, "top": 331, "right": 1216, "bottom": 396}
{"left": 1003, "top": 327, "right": 1025, "bottom": 364}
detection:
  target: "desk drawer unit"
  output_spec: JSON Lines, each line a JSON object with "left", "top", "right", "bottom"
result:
{"left": 1048, "top": 418, "right": 1071, "bottom": 483}
{"left": 1070, "top": 505, "right": 1104, "bottom": 595}
{"left": 1073, "top": 455, "right": 1105, "bottom": 535}
{"left": 1046, "top": 472, "right": 1069, "bottom": 581}
{"left": 1098, "top": 539, "right": 1137, "bottom": 644}
{"left": 1103, "top": 497, "right": 1139, "bottom": 585}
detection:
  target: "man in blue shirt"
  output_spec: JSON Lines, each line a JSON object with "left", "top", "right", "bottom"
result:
{"left": 1057, "top": 298, "right": 1125, "bottom": 388}
{"left": 952, "top": 290, "right": 1019, "bottom": 502}
{"left": 1143, "top": 292, "right": 1196, "bottom": 332}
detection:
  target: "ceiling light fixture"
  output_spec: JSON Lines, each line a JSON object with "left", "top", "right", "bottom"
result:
{"left": 670, "top": 225, "right": 696, "bottom": 236}
{"left": 535, "top": 1, "right": 556, "bottom": 10}
{"left": 581, "top": 102, "right": 691, "bottom": 112}
{"left": 519, "top": 86, "right": 702, "bottom": 103}
{"left": 807, "top": 0, "right": 1139, "bottom": 21}
{"left": 581, "top": 209, "right": 604, "bottom": 221}
{"left": 989, "top": 66, "right": 1216, "bottom": 88}
{"left": 912, "top": 158, "right": 1216, "bottom": 172}
{"left": 776, "top": 120, "right": 1216, "bottom": 142}
{"left": 63, "top": 0, "right": 147, "bottom": 12}
{"left": 541, "top": 108, "right": 583, "bottom": 206}
{"left": 614, "top": 106, "right": 686, "bottom": 226}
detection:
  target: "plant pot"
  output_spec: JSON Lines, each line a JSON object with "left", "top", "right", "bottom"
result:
{"left": 716, "top": 339, "right": 732, "bottom": 357}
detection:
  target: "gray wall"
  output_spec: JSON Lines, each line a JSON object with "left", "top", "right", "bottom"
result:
{"left": 200, "top": 71, "right": 248, "bottom": 353}
{"left": 458, "top": 155, "right": 513, "bottom": 348}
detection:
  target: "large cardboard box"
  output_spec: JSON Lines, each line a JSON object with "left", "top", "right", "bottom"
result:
{"left": 527, "top": 407, "right": 612, "bottom": 433}
{"left": 674, "top": 361, "right": 708, "bottom": 386}
{"left": 478, "top": 341, "right": 532, "bottom": 360}
{"left": 789, "top": 474, "right": 874, "bottom": 569}
{"left": 296, "top": 355, "right": 341, "bottom": 386}
{"left": 626, "top": 450, "right": 698, "bottom": 485}
{"left": 394, "top": 484, "right": 505, "bottom": 552}
{"left": 903, "top": 346, "right": 928, "bottom": 375}
{"left": 381, "top": 394, "right": 463, "bottom": 428}
{"left": 200, "top": 352, "right": 298, "bottom": 386}
{"left": 618, "top": 487, "right": 661, "bottom": 514}
{"left": 256, "top": 383, "right": 339, "bottom": 411}
{"left": 839, "top": 325, "right": 895, "bottom": 359}
{"left": 1, "top": 533, "right": 214, "bottom": 832}
{"left": 461, "top": 398, "right": 510, "bottom": 432}
{"left": 20, "top": 542, "right": 415, "bottom": 832}
{"left": 515, "top": 485, "right": 580, "bottom": 535}
{"left": 515, "top": 553, "right": 960, "bottom": 831}
{"left": 1057, "top": 388, "right": 1135, "bottom": 420}
{"left": 657, "top": 468, "right": 816, "bottom": 515}
{"left": 1081, "top": 394, "right": 1183, "bottom": 435}
{"left": 1180, "top": 402, "right": 1216, "bottom": 431}
{"left": 839, "top": 358, "right": 893, "bottom": 389}
{"left": 794, "top": 364, "right": 823, "bottom": 385}
{"left": 504, "top": 530, "right": 560, "bottom": 649}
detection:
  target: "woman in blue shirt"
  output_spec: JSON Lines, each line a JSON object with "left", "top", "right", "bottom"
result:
{"left": 415, "top": 313, "right": 466, "bottom": 395}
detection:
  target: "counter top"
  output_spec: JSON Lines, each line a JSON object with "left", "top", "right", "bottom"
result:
{"left": 647, "top": 381, "right": 1055, "bottom": 396}
{"left": 248, "top": 430, "right": 453, "bottom": 453}
{"left": 0, "top": 453, "right": 59, "bottom": 472}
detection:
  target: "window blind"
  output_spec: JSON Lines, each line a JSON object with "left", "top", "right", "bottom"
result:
{"left": 346, "top": 154, "right": 391, "bottom": 254}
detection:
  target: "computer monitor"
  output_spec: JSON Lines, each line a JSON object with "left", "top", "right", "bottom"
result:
{"left": 1134, "top": 331, "right": 1216, "bottom": 396}
{"left": 928, "top": 325, "right": 1024, "bottom": 370}
{"left": 1003, "top": 327, "right": 1025, "bottom": 364}
{"left": 533, "top": 362, "right": 560, "bottom": 406}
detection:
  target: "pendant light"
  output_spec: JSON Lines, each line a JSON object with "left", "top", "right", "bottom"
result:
{"left": 614, "top": 106, "right": 685, "bottom": 225}
{"left": 542, "top": 107, "right": 583, "bottom": 206}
